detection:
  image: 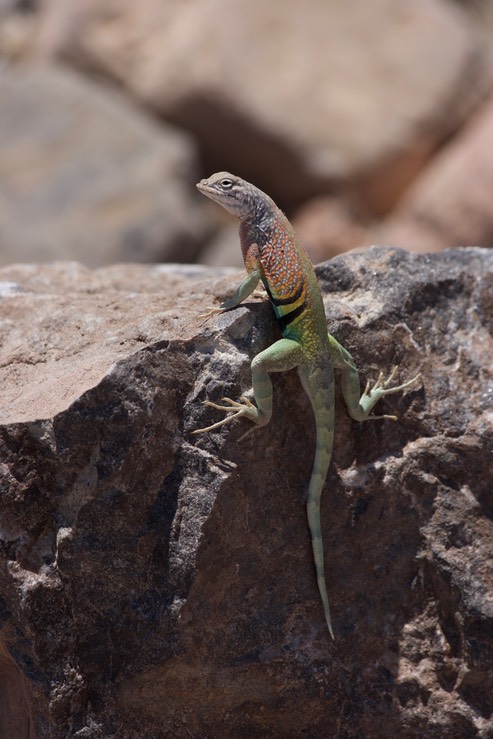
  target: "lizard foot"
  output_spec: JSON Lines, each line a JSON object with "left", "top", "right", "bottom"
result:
{"left": 191, "top": 396, "right": 260, "bottom": 435}
{"left": 362, "top": 366, "right": 422, "bottom": 420}
{"left": 197, "top": 305, "right": 226, "bottom": 325}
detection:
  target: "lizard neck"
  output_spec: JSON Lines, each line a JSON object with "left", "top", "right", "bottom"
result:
{"left": 239, "top": 199, "right": 287, "bottom": 252}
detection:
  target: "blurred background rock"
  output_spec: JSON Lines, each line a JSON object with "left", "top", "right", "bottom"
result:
{"left": 1, "top": 0, "right": 493, "bottom": 268}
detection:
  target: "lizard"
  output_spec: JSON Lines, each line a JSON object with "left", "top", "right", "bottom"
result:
{"left": 192, "top": 172, "right": 420, "bottom": 639}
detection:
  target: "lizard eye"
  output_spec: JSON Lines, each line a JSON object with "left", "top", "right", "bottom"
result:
{"left": 219, "top": 178, "right": 233, "bottom": 189}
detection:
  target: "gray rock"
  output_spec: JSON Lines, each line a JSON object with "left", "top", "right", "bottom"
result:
{"left": 0, "top": 247, "right": 492, "bottom": 737}
{"left": 0, "top": 64, "right": 208, "bottom": 267}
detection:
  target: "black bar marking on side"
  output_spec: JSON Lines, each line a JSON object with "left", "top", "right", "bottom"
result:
{"left": 266, "top": 280, "right": 305, "bottom": 307}
{"left": 276, "top": 302, "right": 306, "bottom": 331}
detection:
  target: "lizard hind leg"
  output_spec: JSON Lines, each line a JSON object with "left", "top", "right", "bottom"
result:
{"left": 192, "top": 338, "right": 303, "bottom": 437}
{"left": 327, "top": 333, "right": 421, "bottom": 423}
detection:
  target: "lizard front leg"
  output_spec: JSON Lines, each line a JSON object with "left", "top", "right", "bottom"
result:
{"left": 199, "top": 248, "right": 262, "bottom": 321}
{"left": 327, "top": 334, "right": 421, "bottom": 422}
{"left": 193, "top": 338, "right": 302, "bottom": 437}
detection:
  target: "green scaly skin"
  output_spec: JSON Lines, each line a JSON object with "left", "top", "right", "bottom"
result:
{"left": 193, "top": 172, "right": 420, "bottom": 639}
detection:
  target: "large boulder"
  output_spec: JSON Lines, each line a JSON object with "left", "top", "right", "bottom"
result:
{"left": 0, "top": 247, "right": 492, "bottom": 736}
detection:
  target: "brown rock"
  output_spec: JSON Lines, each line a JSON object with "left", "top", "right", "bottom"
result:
{"left": 0, "top": 63, "right": 207, "bottom": 267}
{"left": 374, "top": 98, "right": 493, "bottom": 252}
{"left": 0, "top": 248, "right": 492, "bottom": 736}
{"left": 0, "top": 4, "right": 37, "bottom": 61}
{"left": 292, "top": 195, "right": 367, "bottom": 262}
{"left": 35, "top": 0, "right": 493, "bottom": 212}
{"left": 460, "top": 0, "right": 493, "bottom": 38}
{"left": 0, "top": 642, "right": 35, "bottom": 739}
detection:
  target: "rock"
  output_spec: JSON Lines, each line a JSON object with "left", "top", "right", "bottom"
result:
{"left": 0, "top": 63, "right": 208, "bottom": 268}
{"left": 373, "top": 98, "right": 493, "bottom": 253}
{"left": 0, "top": 248, "right": 492, "bottom": 737}
{"left": 0, "top": 2, "right": 37, "bottom": 60}
{"left": 0, "top": 0, "right": 19, "bottom": 14}
{"left": 292, "top": 195, "right": 367, "bottom": 262}
{"left": 199, "top": 222, "right": 245, "bottom": 268}
{"left": 461, "top": 0, "right": 493, "bottom": 38}
{"left": 35, "top": 0, "right": 493, "bottom": 213}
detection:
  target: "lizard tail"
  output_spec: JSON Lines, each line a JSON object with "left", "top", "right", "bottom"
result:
{"left": 306, "top": 404, "right": 335, "bottom": 639}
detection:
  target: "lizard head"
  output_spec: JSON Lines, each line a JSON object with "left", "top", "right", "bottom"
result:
{"left": 196, "top": 172, "right": 260, "bottom": 219}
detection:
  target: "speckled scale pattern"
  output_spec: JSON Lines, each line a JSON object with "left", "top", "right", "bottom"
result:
{"left": 260, "top": 224, "right": 306, "bottom": 298}
{"left": 241, "top": 207, "right": 327, "bottom": 347}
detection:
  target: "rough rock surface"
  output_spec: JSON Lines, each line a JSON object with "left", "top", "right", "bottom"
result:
{"left": 0, "top": 248, "right": 492, "bottom": 737}
{"left": 0, "top": 63, "right": 207, "bottom": 268}
{"left": 35, "top": 0, "right": 493, "bottom": 212}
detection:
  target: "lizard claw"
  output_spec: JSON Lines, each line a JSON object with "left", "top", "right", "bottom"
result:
{"left": 362, "top": 366, "right": 421, "bottom": 420}
{"left": 191, "top": 396, "right": 260, "bottom": 435}
{"left": 198, "top": 306, "right": 225, "bottom": 325}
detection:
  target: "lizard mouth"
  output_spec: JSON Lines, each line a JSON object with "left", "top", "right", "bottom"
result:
{"left": 196, "top": 180, "right": 224, "bottom": 199}
{"left": 196, "top": 179, "right": 238, "bottom": 204}
{"left": 196, "top": 180, "right": 209, "bottom": 192}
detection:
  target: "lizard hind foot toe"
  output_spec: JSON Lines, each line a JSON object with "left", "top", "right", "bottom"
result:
{"left": 191, "top": 396, "right": 260, "bottom": 436}
{"left": 203, "top": 397, "right": 241, "bottom": 412}
{"left": 237, "top": 423, "right": 261, "bottom": 442}
{"left": 381, "top": 368, "right": 422, "bottom": 396}
{"left": 198, "top": 306, "right": 225, "bottom": 325}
